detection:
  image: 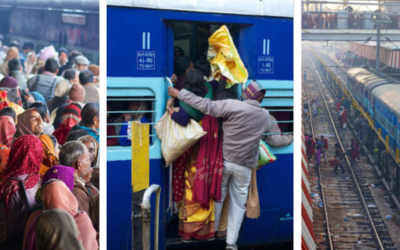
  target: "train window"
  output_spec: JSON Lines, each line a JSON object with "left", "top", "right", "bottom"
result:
{"left": 107, "top": 96, "right": 156, "bottom": 148}
{"left": 264, "top": 106, "right": 293, "bottom": 135}
{"left": 172, "top": 22, "right": 240, "bottom": 62}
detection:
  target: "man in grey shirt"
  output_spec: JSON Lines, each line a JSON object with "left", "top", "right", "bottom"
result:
{"left": 8, "top": 58, "right": 26, "bottom": 89}
{"left": 168, "top": 81, "right": 271, "bottom": 250}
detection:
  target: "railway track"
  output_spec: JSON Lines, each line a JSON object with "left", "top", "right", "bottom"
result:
{"left": 303, "top": 53, "right": 395, "bottom": 250}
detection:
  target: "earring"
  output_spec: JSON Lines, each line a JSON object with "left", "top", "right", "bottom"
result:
{"left": 94, "top": 121, "right": 97, "bottom": 126}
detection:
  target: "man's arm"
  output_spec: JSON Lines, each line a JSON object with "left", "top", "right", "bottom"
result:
{"left": 169, "top": 87, "right": 234, "bottom": 118}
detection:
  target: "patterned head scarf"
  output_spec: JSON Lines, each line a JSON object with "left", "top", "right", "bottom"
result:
{"left": 0, "top": 91, "right": 10, "bottom": 111}
{"left": 38, "top": 135, "right": 59, "bottom": 176}
{"left": 0, "top": 116, "right": 16, "bottom": 147}
{"left": 62, "top": 103, "right": 82, "bottom": 128}
{"left": 53, "top": 103, "right": 82, "bottom": 145}
{"left": 14, "top": 108, "right": 40, "bottom": 140}
{"left": 42, "top": 165, "right": 75, "bottom": 191}
{"left": 241, "top": 80, "right": 266, "bottom": 103}
{"left": 0, "top": 134, "right": 43, "bottom": 211}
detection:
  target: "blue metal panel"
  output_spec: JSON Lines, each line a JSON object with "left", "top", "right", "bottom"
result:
{"left": 238, "top": 153, "right": 293, "bottom": 246}
{"left": 107, "top": 7, "right": 293, "bottom": 81}
{"left": 107, "top": 160, "right": 132, "bottom": 250}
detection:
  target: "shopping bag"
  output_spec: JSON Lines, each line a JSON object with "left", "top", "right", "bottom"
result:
{"left": 154, "top": 109, "right": 207, "bottom": 166}
{"left": 257, "top": 140, "right": 277, "bottom": 170}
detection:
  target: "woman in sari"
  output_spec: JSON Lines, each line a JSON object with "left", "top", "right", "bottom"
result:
{"left": 23, "top": 165, "right": 76, "bottom": 249}
{"left": 0, "top": 135, "right": 43, "bottom": 242}
{"left": 166, "top": 69, "right": 222, "bottom": 241}
{"left": 0, "top": 115, "right": 16, "bottom": 147}
{"left": 38, "top": 134, "right": 59, "bottom": 177}
{"left": 171, "top": 56, "right": 194, "bottom": 90}
{"left": 27, "top": 180, "right": 98, "bottom": 250}
{"left": 53, "top": 103, "right": 82, "bottom": 145}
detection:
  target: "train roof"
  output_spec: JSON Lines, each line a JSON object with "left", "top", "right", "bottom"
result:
{"left": 107, "top": 0, "right": 293, "bottom": 18}
{"left": 348, "top": 68, "right": 400, "bottom": 117}
{"left": 0, "top": 0, "right": 99, "bottom": 13}
{"left": 348, "top": 67, "right": 387, "bottom": 92}
{"left": 372, "top": 84, "right": 400, "bottom": 118}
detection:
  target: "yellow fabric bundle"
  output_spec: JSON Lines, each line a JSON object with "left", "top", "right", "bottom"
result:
{"left": 208, "top": 25, "right": 248, "bottom": 88}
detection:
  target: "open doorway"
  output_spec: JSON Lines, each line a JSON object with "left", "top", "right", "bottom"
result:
{"left": 171, "top": 22, "right": 240, "bottom": 63}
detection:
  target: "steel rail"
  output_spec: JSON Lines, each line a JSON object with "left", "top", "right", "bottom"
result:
{"left": 307, "top": 53, "right": 385, "bottom": 250}
{"left": 303, "top": 59, "right": 334, "bottom": 250}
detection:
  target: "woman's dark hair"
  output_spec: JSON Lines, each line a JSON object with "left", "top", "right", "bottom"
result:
{"left": 0, "top": 107, "right": 16, "bottom": 121}
{"left": 174, "top": 46, "right": 185, "bottom": 57}
{"left": 184, "top": 69, "right": 206, "bottom": 98}
{"left": 194, "top": 57, "right": 210, "bottom": 78}
{"left": 29, "top": 102, "right": 48, "bottom": 119}
{"left": 174, "top": 56, "right": 192, "bottom": 76}
{"left": 80, "top": 103, "right": 99, "bottom": 127}
{"left": 66, "top": 130, "right": 89, "bottom": 142}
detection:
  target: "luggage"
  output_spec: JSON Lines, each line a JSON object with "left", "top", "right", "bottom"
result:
{"left": 257, "top": 140, "right": 277, "bottom": 170}
{"left": 155, "top": 108, "right": 207, "bottom": 166}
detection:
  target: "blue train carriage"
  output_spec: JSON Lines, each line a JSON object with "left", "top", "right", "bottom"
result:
{"left": 107, "top": 0, "right": 293, "bottom": 249}
{"left": 0, "top": 0, "right": 99, "bottom": 63}
{"left": 347, "top": 67, "right": 400, "bottom": 166}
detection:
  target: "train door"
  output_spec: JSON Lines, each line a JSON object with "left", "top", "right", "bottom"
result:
{"left": 164, "top": 21, "right": 242, "bottom": 243}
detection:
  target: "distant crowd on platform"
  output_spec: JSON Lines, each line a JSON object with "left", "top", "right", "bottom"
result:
{"left": 302, "top": 8, "right": 400, "bottom": 30}
{"left": 0, "top": 39, "right": 100, "bottom": 250}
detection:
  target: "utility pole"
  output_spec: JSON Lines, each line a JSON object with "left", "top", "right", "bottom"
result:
{"left": 376, "top": 22, "right": 381, "bottom": 71}
{"left": 373, "top": 19, "right": 391, "bottom": 72}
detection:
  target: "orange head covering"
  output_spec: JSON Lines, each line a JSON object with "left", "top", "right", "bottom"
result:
{"left": 42, "top": 181, "right": 98, "bottom": 250}
{"left": 39, "top": 135, "right": 59, "bottom": 176}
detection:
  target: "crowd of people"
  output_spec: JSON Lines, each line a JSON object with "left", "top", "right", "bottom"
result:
{"left": 303, "top": 90, "right": 360, "bottom": 174}
{"left": 302, "top": 9, "right": 400, "bottom": 30}
{"left": 147, "top": 50, "right": 294, "bottom": 250}
{"left": 0, "top": 40, "right": 100, "bottom": 249}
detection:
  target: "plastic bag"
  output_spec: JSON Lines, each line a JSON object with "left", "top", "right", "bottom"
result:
{"left": 154, "top": 109, "right": 207, "bottom": 166}
{"left": 257, "top": 140, "right": 277, "bottom": 170}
